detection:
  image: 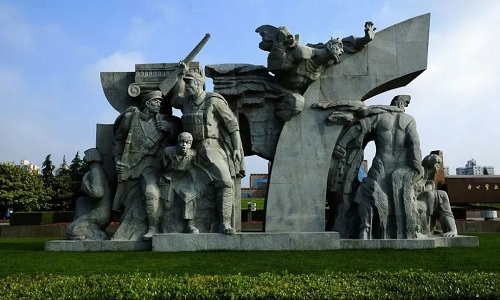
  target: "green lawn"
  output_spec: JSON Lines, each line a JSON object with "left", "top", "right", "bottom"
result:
{"left": 0, "top": 233, "right": 497, "bottom": 278}
{"left": 240, "top": 197, "right": 265, "bottom": 210}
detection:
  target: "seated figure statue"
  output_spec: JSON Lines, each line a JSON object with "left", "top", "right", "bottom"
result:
{"left": 416, "top": 154, "right": 458, "bottom": 237}
{"left": 66, "top": 148, "right": 112, "bottom": 240}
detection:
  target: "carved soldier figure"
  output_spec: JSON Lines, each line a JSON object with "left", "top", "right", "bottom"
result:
{"left": 331, "top": 95, "right": 423, "bottom": 239}
{"left": 255, "top": 22, "right": 375, "bottom": 94}
{"left": 66, "top": 148, "right": 112, "bottom": 240}
{"left": 113, "top": 90, "right": 181, "bottom": 240}
{"left": 171, "top": 66, "right": 245, "bottom": 234}
{"left": 346, "top": 95, "right": 423, "bottom": 239}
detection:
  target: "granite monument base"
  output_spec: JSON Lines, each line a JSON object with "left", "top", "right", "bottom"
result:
{"left": 152, "top": 232, "right": 340, "bottom": 252}
{"left": 340, "top": 235, "right": 479, "bottom": 249}
{"left": 44, "top": 233, "right": 478, "bottom": 252}
{"left": 44, "top": 240, "right": 151, "bottom": 251}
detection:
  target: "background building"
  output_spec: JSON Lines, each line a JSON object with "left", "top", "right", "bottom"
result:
{"left": 456, "top": 159, "right": 494, "bottom": 175}
{"left": 241, "top": 174, "right": 268, "bottom": 198}
{"left": 18, "top": 160, "right": 40, "bottom": 173}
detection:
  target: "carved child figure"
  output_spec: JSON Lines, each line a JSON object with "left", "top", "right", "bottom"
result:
{"left": 161, "top": 132, "right": 199, "bottom": 234}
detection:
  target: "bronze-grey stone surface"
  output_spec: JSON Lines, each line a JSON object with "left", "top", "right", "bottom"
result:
{"left": 66, "top": 148, "right": 113, "bottom": 240}
{"left": 46, "top": 13, "right": 472, "bottom": 252}
{"left": 264, "top": 14, "right": 430, "bottom": 233}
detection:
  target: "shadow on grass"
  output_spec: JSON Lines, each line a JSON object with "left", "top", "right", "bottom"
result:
{"left": 0, "top": 238, "right": 49, "bottom": 251}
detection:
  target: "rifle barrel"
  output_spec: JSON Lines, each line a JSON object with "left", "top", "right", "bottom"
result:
{"left": 183, "top": 33, "right": 211, "bottom": 65}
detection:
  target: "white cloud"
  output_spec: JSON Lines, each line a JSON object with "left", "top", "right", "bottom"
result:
{"left": 81, "top": 51, "right": 146, "bottom": 92}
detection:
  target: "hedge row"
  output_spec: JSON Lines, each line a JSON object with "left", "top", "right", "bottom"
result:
{"left": 1, "top": 270, "right": 499, "bottom": 299}
{"left": 10, "top": 211, "right": 75, "bottom": 225}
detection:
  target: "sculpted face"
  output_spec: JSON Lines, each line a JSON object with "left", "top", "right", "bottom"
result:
{"left": 330, "top": 42, "right": 344, "bottom": 64}
{"left": 146, "top": 98, "right": 161, "bottom": 113}
{"left": 432, "top": 161, "right": 440, "bottom": 173}
{"left": 178, "top": 137, "right": 192, "bottom": 155}
{"left": 185, "top": 80, "right": 202, "bottom": 99}
{"left": 259, "top": 32, "right": 274, "bottom": 51}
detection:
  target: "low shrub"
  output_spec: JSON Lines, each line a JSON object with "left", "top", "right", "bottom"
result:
{"left": 1, "top": 270, "right": 498, "bottom": 299}
{"left": 10, "top": 211, "right": 74, "bottom": 225}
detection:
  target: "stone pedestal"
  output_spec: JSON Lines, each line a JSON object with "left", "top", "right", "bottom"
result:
{"left": 152, "top": 232, "right": 340, "bottom": 252}
{"left": 43, "top": 233, "right": 478, "bottom": 251}
{"left": 44, "top": 240, "right": 151, "bottom": 251}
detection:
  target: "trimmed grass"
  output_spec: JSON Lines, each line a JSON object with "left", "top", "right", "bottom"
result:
{"left": 0, "top": 233, "right": 498, "bottom": 278}
{"left": 240, "top": 197, "right": 265, "bottom": 210}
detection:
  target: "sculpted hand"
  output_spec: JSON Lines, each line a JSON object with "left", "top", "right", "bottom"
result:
{"left": 232, "top": 149, "right": 242, "bottom": 162}
{"left": 156, "top": 120, "right": 171, "bottom": 132}
{"left": 115, "top": 161, "right": 128, "bottom": 175}
{"left": 333, "top": 145, "right": 346, "bottom": 159}
{"left": 413, "top": 165, "right": 425, "bottom": 183}
{"left": 178, "top": 61, "right": 188, "bottom": 75}
{"left": 364, "top": 21, "right": 376, "bottom": 40}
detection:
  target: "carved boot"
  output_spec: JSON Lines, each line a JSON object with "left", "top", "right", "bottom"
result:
{"left": 143, "top": 226, "right": 157, "bottom": 240}
{"left": 143, "top": 194, "right": 159, "bottom": 240}
{"left": 218, "top": 187, "right": 235, "bottom": 234}
{"left": 185, "top": 219, "right": 199, "bottom": 234}
{"left": 143, "top": 214, "right": 158, "bottom": 240}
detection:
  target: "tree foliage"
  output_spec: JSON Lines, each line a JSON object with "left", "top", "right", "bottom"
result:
{"left": 41, "top": 154, "right": 55, "bottom": 189}
{"left": 69, "top": 151, "right": 85, "bottom": 181}
{"left": 48, "top": 153, "right": 88, "bottom": 211}
{"left": 0, "top": 163, "right": 51, "bottom": 212}
{"left": 2, "top": 152, "right": 92, "bottom": 212}
{"left": 51, "top": 171, "right": 74, "bottom": 211}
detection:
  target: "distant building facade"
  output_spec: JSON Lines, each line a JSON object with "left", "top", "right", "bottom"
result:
{"left": 443, "top": 166, "right": 450, "bottom": 176}
{"left": 18, "top": 160, "right": 40, "bottom": 173}
{"left": 241, "top": 174, "right": 268, "bottom": 198}
{"left": 456, "top": 159, "right": 494, "bottom": 175}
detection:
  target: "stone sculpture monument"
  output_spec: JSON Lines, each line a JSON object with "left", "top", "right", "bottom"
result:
{"left": 417, "top": 154, "right": 458, "bottom": 237}
{"left": 50, "top": 13, "right": 473, "bottom": 252}
{"left": 66, "top": 148, "right": 112, "bottom": 240}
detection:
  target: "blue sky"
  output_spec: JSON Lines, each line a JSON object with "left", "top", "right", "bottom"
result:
{"left": 1, "top": 0, "right": 499, "bottom": 186}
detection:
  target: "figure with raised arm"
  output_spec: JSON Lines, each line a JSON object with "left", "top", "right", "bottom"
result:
{"left": 170, "top": 65, "right": 245, "bottom": 234}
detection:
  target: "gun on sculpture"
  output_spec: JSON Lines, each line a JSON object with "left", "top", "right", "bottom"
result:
{"left": 126, "top": 34, "right": 211, "bottom": 98}
{"left": 159, "top": 33, "right": 211, "bottom": 96}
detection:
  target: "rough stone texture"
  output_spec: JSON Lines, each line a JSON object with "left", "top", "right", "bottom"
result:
{"left": 206, "top": 64, "right": 286, "bottom": 160}
{"left": 44, "top": 233, "right": 478, "bottom": 251}
{"left": 265, "top": 14, "right": 430, "bottom": 233}
{"left": 333, "top": 97, "right": 422, "bottom": 239}
{"left": 153, "top": 232, "right": 340, "bottom": 252}
{"left": 44, "top": 240, "right": 151, "bottom": 251}
{"left": 340, "top": 235, "right": 478, "bottom": 249}
{"left": 66, "top": 148, "right": 113, "bottom": 240}
{"left": 433, "top": 235, "right": 479, "bottom": 248}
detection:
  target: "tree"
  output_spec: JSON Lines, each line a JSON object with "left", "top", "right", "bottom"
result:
{"left": 0, "top": 163, "right": 51, "bottom": 212}
{"left": 68, "top": 151, "right": 87, "bottom": 207}
{"left": 41, "top": 154, "right": 55, "bottom": 189}
{"left": 69, "top": 151, "right": 84, "bottom": 182}
{"left": 50, "top": 155, "right": 75, "bottom": 211}
{"left": 57, "top": 155, "right": 69, "bottom": 176}
{"left": 52, "top": 171, "right": 74, "bottom": 211}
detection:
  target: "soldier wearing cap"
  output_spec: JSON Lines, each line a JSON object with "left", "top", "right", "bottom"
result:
{"left": 171, "top": 63, "right": 245, "bottom": 234}
{"left": 113, "top": 90, "right": 181, "bottom": 240}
